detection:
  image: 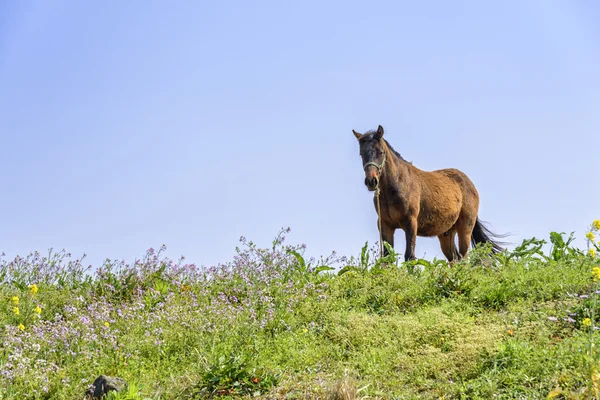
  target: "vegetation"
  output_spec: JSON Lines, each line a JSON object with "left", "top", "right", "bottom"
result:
{"left": 1, "top": 222, "right": 600, "bottom": 399}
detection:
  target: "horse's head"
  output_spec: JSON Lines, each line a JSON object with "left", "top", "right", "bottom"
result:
{"left": 352, "top": 125, "right": 387, "bottom": 192}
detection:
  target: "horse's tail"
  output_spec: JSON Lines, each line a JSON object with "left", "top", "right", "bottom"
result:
{"left": 471, "top": 217, "right": 508, "bottom": 253}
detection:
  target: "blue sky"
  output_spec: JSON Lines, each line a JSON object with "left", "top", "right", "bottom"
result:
{"left": 1, "top": 1, "right": 599, "bottom": 268}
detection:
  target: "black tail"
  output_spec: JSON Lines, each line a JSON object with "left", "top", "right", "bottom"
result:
{"left": 471, "top": 218, "right": 509, "bottom": 253}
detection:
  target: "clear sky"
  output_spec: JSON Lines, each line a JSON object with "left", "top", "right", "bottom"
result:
{"left": 1, "top": 1, "right": 599, "bottom": 269}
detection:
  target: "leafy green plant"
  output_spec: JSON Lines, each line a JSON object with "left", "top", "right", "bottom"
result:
{"left": 373, "top": 242, "right": 401, "bottom": 271}
{"left": 549, "top": 231, "right": 583, "bottom": 261}
{"left": 338, "top": 241, "right": 400, "bottom": 276}
{"left": 104, "top": 383, "right": 153, "bottom": 400}
{"left": 287, "top": 250, "right": 334, "bottom": 284}
{"left": 427, "top": 260, "right": 473, "bottom": 298}
{"left": 338, "top": 242, "right": 371, "bottom": 276}
{"left": 510, "top": 237, "right": 547, "bottom": 260}
{"left": 193, "top": 353, "right": 281, "bottom": 398}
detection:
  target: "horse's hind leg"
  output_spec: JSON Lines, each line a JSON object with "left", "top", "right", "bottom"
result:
{"left": 438, "top": 229, "right": 460, "bottom": 261}
{"left": 456, "top": 214, "right": 477, "bottom": 258}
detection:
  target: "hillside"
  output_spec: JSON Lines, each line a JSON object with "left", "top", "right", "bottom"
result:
{"left": 1, "top": 224, "right": 600, "bottom": 399}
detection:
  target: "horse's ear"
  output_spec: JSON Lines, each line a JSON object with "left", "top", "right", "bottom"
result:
{"left": 352, "top": 129, "right": 363, "bottom": 140}
{"left": 375, "top": 125, "right": 384, "bottom": 139}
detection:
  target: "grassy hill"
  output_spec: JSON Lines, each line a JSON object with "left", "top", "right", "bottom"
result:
{"left": 1, "top": 223, "right": 600, "bottom": 399}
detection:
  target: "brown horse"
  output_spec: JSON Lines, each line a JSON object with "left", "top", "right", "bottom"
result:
{"left": 352, "top": 125, "right": 505, "bottom": 262}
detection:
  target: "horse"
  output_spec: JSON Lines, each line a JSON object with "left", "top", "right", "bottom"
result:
{"left": 352, "top": 125, "right": 505, "bottom": 262}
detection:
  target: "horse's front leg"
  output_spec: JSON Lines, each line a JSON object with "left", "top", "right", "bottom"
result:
{"left": 380, "top": 223, "right": 395, "bottom": 257}
{"left": 404, "top": 217, "right": 418, "bottom": 261}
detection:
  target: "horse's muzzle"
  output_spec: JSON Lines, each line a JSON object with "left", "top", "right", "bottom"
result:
{"left": 365, "top": 176, "right": 378, "bottom": 191}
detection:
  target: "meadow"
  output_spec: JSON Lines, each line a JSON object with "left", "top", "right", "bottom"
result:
{"left": 2, "top": 222, "right": 600, "bottom": 399}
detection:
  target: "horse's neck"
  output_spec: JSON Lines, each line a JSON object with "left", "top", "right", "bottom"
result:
{"left": 381, "top": 152, "right": 410, "bottom": 187}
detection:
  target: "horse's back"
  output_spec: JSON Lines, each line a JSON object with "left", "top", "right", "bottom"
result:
{"left": 414, "top": 167, "right": 479, "bottom": 234}
{"left": 430, "top": 167, "right": 480, "bottom": 216}
{"left": 432, "top": 168, "right": 477, "bottom": 192}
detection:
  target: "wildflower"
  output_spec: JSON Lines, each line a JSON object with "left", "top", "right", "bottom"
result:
{"left": 593, "top": 220, "right": 600, "bottom": 231}
{"left": 252, "top": 377, "right": 259, "bottom": 384}
{"left": 11, "top": 296, "right": 19, "bottom": 306}
{"left": 507, "top": 329, "right": 514, "bottom": 336}
{"left": 302, "top": 328, "right": 308, "bottom": 333}
{"left": 583, "top": 318, "right": 592, "bottom": 327}
{"left": 13, "top": 307, "right": 20, "bottom": 316}
{"left": 18, "top": 324, "right": 25, "bottom": 331}
{"left": 593, "top": 267, "right": 600, "bottom": 281}
{"left": 34, "top": 306, "right": 42, "bottom": 315}
{"left": 587, "top": 232, "right": 596, "bottom": 242}
{"left": 591, "top": 248, "right": 597, "bottom": 258}
{"left": 104, "top": 322, "right": 110, "bottom": 328}
{"left": 29, "top": 284, "right": 38, "bottom": 295}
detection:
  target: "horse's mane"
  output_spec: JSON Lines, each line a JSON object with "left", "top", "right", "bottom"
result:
{"left": 383, "top": 138, "right": 411, "bottom": 164}
{"left": 363, "top": 130, "right": 412, "bottom": 164}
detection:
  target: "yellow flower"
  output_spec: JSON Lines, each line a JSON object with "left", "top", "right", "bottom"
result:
{"left": 591, "top": 248, "right": 597, "bottom": 258}
{"left": 583, "top": 318, "right": 592, "bottom": 327}
{"left": 302, "top": 328, "right": 308, "bottom": 333}
{"left": 18, "top": 324, "right": 25, "bottom": 331}
{"left": 34, "top": 306, "right": 42, "bottom": 315}
{"left": 104, "top": 322, "right": 110, "bottom": 328}
{"left": 11, "top": 296, "right": 19, "bottom": 306}
{"left": 13, "top": 307, "right": 20, "bottom": 316}
{"left": 587, "top": 232, "right": 596, "bottom": 242}
{"left": 29, "top": 284, "right": 38, "bottom": 295}
{"left": 593, "top": 267, "right": 600, "bottom": 281}
{"left": 593, "top": 220, "right": 600, "bottom": 231}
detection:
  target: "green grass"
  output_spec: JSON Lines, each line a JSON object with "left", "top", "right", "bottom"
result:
{"left": 1, "top": 230, "right": 600, "bottom": 399}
